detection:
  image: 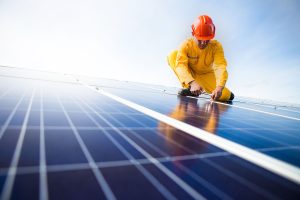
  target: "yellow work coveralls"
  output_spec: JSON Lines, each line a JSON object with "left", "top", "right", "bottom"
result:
{"left": 167, "top": 38, "right": 232, "bottom": 101}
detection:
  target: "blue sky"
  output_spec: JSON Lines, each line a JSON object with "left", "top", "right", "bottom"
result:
{"left": 0, "top": 0, "right": 299, "bottom": 103}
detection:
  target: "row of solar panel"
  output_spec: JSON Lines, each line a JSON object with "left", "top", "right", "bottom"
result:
{"left": 1, "top": 80, "right": 300, "bottom": 167}
{"left": 0, "top": 74, "right": 300, "bottom": 199}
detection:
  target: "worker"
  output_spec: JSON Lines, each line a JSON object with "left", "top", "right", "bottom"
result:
{"left": 167, "top": 15, "right": 234, "bottom": 102}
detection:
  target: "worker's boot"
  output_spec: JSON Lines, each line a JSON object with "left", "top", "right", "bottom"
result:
{"left": 178, "top": 88, "right": 199, "bottom": 97}
{"left": 229, "top": 92, "right": 235, "bottom": 101}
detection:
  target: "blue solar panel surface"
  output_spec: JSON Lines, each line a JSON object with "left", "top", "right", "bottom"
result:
{"left": 0, "top": 67, "right": 300, "bottom": 200}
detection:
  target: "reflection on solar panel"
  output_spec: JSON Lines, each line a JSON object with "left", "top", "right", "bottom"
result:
{"left": 0, "top": 66, "right": 300, "bottom": 200}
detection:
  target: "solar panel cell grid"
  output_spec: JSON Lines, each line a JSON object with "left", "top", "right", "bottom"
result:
{"left": 18, "top": 129, "right": 40, "bottom": 167}
{"left": 79, "top": 130, "right": 128, "bottom": 162}
{"left": 47, "top": 169, "right": 107, "bottom": 200}
{"left": 0, "top": 68, "right": 300, "bottom": 199}
{"left": 0, "top": 129, "right": 21, "bottom": 168}
{"left": 11, "top": 173, "right": 39, "bottom": 200}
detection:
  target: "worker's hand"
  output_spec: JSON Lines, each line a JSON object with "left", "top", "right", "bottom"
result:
{"left": 190, "top": 81, "right": 203, "bottom": 96}
{"left": 211, "top": 86, "right": 224, "bottom": 101}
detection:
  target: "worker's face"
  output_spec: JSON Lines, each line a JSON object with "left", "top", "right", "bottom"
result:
{"left": 197, "top": 40, "right": 210, "bottom": 49}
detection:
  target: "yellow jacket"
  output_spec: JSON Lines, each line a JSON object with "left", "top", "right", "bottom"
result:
{"left": 175, "top": 38, "right": 228, "bottom": 87}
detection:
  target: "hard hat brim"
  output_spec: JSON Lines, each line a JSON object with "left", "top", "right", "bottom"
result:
{"left": 193, "top": 35, "right": 215, "bottom": 40}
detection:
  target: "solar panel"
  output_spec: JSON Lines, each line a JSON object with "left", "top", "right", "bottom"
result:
{"left": 0, "top": 66, "right": 300, "bottom": 199}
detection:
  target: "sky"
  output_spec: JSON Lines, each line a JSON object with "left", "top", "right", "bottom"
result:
{"left": 0, "top": 0, "right": 300, "bottom": 103}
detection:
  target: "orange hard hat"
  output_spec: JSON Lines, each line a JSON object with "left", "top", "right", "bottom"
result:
{"left": 191, "top": 15, "right": 215, "bottom": 40}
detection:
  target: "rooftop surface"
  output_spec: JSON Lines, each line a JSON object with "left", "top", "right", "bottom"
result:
{"left": 0, "top": 66, "right": 300, "bottom": 199}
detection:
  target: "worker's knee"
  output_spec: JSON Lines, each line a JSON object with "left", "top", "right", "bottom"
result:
{"left": 218, "top": 88, "right": 233, "bottom": 102}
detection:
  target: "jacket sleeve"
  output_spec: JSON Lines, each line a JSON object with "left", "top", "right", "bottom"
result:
{"left": 174, "top": 40, "right": 194, "bottom": 87}
{"left": 213, "top": 42, "right": 228, "bottom": 87}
